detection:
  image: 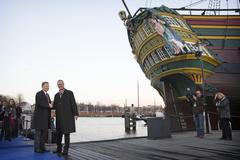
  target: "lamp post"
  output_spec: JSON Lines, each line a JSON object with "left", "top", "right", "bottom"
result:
{"left": 195, "top": 42, "right": 210, "bottom": 134}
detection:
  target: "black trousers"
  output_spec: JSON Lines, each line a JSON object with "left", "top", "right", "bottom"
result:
{"left": 220, "top": 118, "right": 232, "bottom": 139}
{"left": 34, "top": 129, "right": 48, "bottom": 150}
{"left": 0, "top": 117, "right": 11, "bottom": 141}
{"left": 56, "top": 130, "right": 70, "bottom": 152}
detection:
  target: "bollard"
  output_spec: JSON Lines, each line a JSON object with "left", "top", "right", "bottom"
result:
{"left": 48, "top": 129, "right": 52, "bottom": 143}
{"left": 203, "top": 111, "right": 206, "bottom": 133}
{"left": 124, "top": 113, "right": 130, "bottom": 131}
{"left": 124, "top": 112, "right": 136, "bottom": 131}
{"left": 207, "top": 113, "right": 212, "bottom": 133}
{"left": 132, "top": 113, "right": 136, "bottom": 131}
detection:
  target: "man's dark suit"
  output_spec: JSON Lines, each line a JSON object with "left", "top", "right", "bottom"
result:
{"left": 53, "top": 89, "right": 79, "bottom": 153}
{"left": 33, "top": 90, "right": 51, "bottom": 151}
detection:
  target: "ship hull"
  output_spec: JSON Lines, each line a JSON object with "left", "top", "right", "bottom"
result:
{"left": 183, "top": 15, "right": 240, "bottom": 129}
{"left": 120, "top": 6, "right": 240, "bottom": 131}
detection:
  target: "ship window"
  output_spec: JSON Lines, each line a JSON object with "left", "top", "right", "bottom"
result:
{"left": 144, "top": 59, "right": 151, "bottom": 69}
{"left": 139, "top": 30, "right": 147, "bottom": 41}
{"left": 156, "top": 48, "right": 168, "bottom": 60}
{"left": 147, "top": 55, "right": 155, "bottom": 66}
{"left": 152, "top": 52, "right": 160, "bottom": 63}
{"left": 176, "top": 18, "right": 189, "bottom": 30}
{"left": 162, "top": 16, "right": 181, "bottom": 27}
{"left": 143, "top": 23, "right": 154, "bottom": 35}
{"left": 163, "top": 45, "right": 174, "bottom": 57}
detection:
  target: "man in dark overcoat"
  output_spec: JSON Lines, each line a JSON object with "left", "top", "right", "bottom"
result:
{"left": 53, "top": 80, "right": 79, "bottom": 155}
{"left": 33, "top": 82, "right": 52, "bottom": 153}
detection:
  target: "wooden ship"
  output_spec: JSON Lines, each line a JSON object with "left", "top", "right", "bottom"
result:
{"left": 119, "top": 0, "right": 240, "bottom": 131}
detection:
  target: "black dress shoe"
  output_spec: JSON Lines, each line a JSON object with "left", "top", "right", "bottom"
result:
{"left": 35, "top": 149, "right": 44, "bottom": 153}
{"left": 219, "top": 137, "right": 225, "bottom": 140}
{"left": 225, "top": 137, "right": 232, "bottom": 141}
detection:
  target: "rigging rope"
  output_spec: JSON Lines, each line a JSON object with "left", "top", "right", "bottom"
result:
{"left": 237, "top": 0, "right": 240, "bottom": 10}
{"left": 145, "top": 0, "right": 149, "bottom": 8}
{"left": 222, "top": 0, "right": 229, "bottom": 49}
{"left": 206, "top": 0, "right": 221, "bottom": 15}
{"left": 145, "top": 0, "right": 153, "bottom": 8}
{"left": 149, "top": 0, "right": 153, "bottom": 8}
{"left": 190, "top": 0, "right": 193, "bottom": 9}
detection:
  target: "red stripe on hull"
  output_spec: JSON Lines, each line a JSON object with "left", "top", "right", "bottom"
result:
{"left": 217, "top": 52, "right": 240, "bottom": 63}
{"left": 206, "top": 73, "right": 240, "bottom": 97}
{"left": 186, "top": 19, "right": 240, "bottom": 26}
{"left": 206, "top": 73, "right": 240, "bottom": 85}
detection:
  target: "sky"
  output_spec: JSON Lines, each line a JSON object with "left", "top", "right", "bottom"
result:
{"left": 0, "top": 0, "right": 238, "bottom": 106}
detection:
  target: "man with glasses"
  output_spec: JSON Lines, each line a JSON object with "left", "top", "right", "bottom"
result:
{"left": 187, "top": 89, "right": 205, "bottom": 138}
{"left": 53, "top": 80, "right": 79, "bottom": 156}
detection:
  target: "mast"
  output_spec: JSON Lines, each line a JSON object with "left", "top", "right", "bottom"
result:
{"left": 121, "top": 0, "right": 132, "bottom": 18}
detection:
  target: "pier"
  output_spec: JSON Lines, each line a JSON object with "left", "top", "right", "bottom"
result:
{"left": 67, "top": 131, "right": 240, "bottom": 160}
{"left": 1, "top": 131, "right": 239, "bottom": 160}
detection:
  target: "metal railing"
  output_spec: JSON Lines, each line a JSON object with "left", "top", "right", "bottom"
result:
{"left": 132, "top": 7, "right": 240, "bottom": 16}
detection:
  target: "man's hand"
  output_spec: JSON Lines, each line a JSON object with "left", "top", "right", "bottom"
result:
{"left": 74, "top": 116, "right": 78, "bottom": 120}
{"left": 49, "top": 103, "right": 53, "bottom": 108}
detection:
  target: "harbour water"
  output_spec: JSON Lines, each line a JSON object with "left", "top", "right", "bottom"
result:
{"left": 70, "top": 117, "right": 147, "bottom": 143}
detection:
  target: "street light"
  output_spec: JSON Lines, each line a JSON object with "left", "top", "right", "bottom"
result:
{"left": 195, "top": 42, "right": 204, "bottom": 98}
{"left": 195, "top": 42, "right": 210, "bottom": 134}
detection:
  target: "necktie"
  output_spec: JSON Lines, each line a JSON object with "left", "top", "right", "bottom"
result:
{"left": 59, "top": 91, "right": 63, "bottom": 98}
{"left": 46, "top": 93, "right": 49, "bottom": 103}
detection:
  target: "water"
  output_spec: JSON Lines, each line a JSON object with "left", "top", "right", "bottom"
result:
{"left": 70, "top": 117, "right": 147, "bottom": 143}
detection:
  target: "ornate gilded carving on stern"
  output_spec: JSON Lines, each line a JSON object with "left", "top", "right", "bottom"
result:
{"left": 119, "top": 5, "right": 222, "bottom": 98}
{"left": 186, "top": 73, "right": 203, "bottom": 85}
{"left": 139, "top": 36, "right": 165, "bottom": 61}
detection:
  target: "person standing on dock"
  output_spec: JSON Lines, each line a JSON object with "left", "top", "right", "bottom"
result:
{"left": 9, "top": 99, "right": 17, "bottom": 139}
{"left": 15, "top": 104, "right": 22, "bottom": 137}
{"left": 33, "top": 82, "right": 52, "bottom": 153}
{"left": 187, "top": 90, "right": 205, "bottom": 138}
{"left": 53, "top": 80, "right": 79, "bottom": 156}
{"left": 0, "top": 100, "right": 12, "bottom": 141}
{"left": 215, "top": 92, "right": 232, "bottom": 140}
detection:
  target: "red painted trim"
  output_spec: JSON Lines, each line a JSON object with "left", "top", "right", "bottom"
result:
{"left": 186, "top": 19, "right": 240, "bottom": 26}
